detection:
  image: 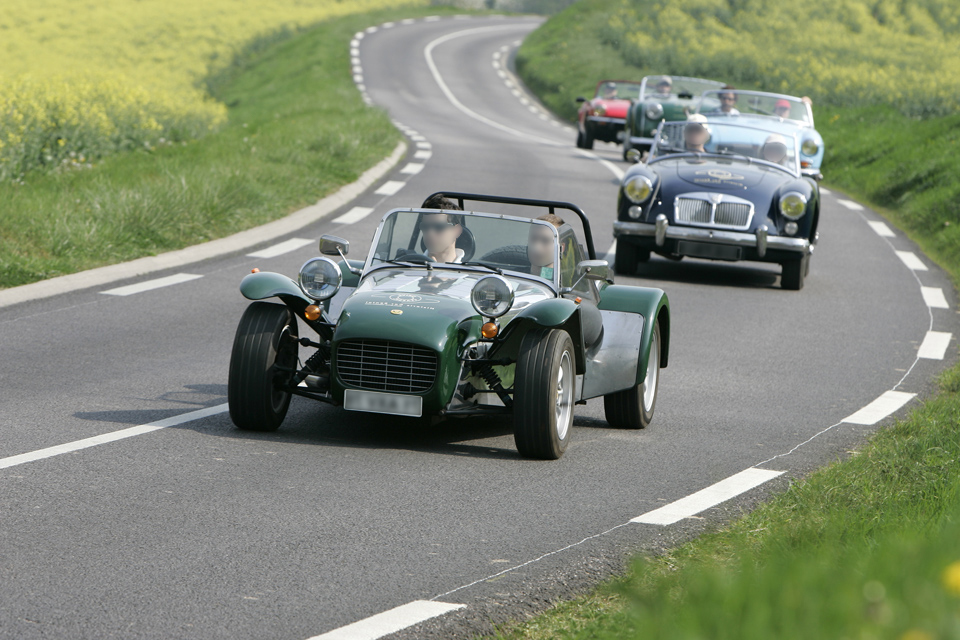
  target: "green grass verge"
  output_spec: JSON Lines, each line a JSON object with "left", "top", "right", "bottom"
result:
{"left": 488, "top": 1, "right": 960, "bottom": 637}
{"left": 0, "top": 4, "right": 477, "bottom": 290}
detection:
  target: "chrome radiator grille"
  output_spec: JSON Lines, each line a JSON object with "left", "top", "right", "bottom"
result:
{"left": 674, "top": 194, "right": 754, "bottom": 230}
{"left": 336, "top": 340, "right": 438, "bottom": 393}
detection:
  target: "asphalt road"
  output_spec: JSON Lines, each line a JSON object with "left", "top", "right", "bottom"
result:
{"left": 1, "top": 14, "right": 958, "bottom": 640}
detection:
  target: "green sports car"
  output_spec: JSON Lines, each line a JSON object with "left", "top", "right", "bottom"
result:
{"left": 229, "top": 193, "right": 671, "bottom": 459}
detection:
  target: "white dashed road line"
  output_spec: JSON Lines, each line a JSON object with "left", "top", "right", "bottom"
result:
{"left": 917, "top": 331, "right": 953, "bottom": 360}
{"left": 842, "top": 390, "right": 917, "bottom": 425}
{"left": 333, "top": 206, "right": 375, "bottom": 225}
{"left": 374, "top": 180, "right": 406, "bottom": 196}
{"left": 307, "top": 601, "right": 465, "bottom": 640}
{"left": 100, "top": 273, "right": 203, "bottom": 297}
{"left": 631, "top": 468, "right": 785, "bottom": 526}
{"left": 895, "top": 250, "right": 928, "bottom": 271}
{"left": 414, "top": 149, "right": 433, "bottom": 160}
{"left": 867, "top": 221, "right": 896, "bottom": 237}
{"left": 400, "top": 162, "right": 425, "bottom": 175}
{"left": 819, "top": 187, "right": 832, "bottom": 196}
{"left": 921, "top": 286, "right": 950, "bottom": 309}
{"left": 837, "top": 199, "right": 864, "bottom": 211}
{"left": 247, "top": 238, "right": 314, "bottom": 259}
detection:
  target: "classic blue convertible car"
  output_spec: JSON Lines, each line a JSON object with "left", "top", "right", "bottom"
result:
{"left": 614, "top": 119, "right": 820, "bottom": 290}
{"left": 695, "top": 90, "right": 824, "bottom": 179}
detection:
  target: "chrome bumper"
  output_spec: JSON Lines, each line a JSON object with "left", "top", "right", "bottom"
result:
{"left": 628, "top": 136, "right": 655, "bottom": 146}
{"left": 614, "top": 216, "right": 814, "bottom": 256}
{"left": 587, "top": 116, "right": 626, "bottom": 125}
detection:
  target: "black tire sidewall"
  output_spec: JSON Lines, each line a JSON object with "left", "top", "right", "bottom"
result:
{"left": 514, "top": 328, "right": 575, "bottom": 459}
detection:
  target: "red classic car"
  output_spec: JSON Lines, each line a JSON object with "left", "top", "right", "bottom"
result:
{"left": 575, "top": 80, "right": 642, "bottom": 149}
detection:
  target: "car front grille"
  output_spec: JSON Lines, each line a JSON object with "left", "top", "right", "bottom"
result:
{"left": 674, "top": 195, "right": 754, "bottom": 230}
{"left": 336, "top": 339, "right": 438, "bottom": 394}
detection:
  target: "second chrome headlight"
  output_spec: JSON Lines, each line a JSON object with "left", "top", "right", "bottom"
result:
{"left": 623, "top": 175, "right": 654, "bottom": 203}
{"left": 299, "top": 257, "right": 342, "bottom": 301}
{"left": 779, "top": 191, "right": 808, "bottom": 220}
{"left": 470, "top": 275, "right": 514, "bottom": 318}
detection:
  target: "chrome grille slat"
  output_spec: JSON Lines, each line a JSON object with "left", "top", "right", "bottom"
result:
{"left": 336, "top": 339, "right": 438, "bottom": 393}
{"left": 673, "top": 193, "right": 754, "bottom": 231}
{"left": 715, "top": 202, "right": 751, "bottom": 227}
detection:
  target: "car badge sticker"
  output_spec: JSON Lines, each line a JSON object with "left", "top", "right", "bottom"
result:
{"left": 390, "top": 309, "right": 403, "bottom": 315}
{"left": 708, "top": 193, "right": 723, "bottom": 204}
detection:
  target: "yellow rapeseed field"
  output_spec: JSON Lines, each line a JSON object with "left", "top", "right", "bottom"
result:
{"left": 0, "top": 0, "right": 425, "bottom": 181}
{"left": 604, "top": 0, "right": 960, "bottom": 117}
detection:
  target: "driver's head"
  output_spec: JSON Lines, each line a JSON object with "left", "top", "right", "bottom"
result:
{"left": 655, "top": 76, "right": 672, "bottom": 94}
{"left": 774, "top": 99, "right": 792, "bottom": 118}
{"left": 684, "top": 114, "right": 710, "bottom": 150}
{"left": 602, "top": 82, "right": 617, "bottom": 98}
{"left": 420, "top": 211, "right": 463, "bottom": 256}
{"left": 762, "top": 134, "right": 788, "bottom": 164}
{"left": 719, "top": 85, "right": 737, "bottom": 111}
{"left": 528, "top": 214, "right": 563, "bottom": 268}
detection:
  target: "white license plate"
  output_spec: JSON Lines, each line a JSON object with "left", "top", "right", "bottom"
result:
{"left": 343, "top": 389, "right": 423, "bottom": 417}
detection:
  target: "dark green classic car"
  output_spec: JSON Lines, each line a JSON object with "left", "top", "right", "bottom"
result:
{"left": 621, "top": 75, "right": 725, "bottom": 161}
{"left": 228, "top": 193, "right": 670, "bottom": 459}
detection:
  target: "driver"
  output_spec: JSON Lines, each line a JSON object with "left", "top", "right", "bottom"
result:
{"left": 761, "top": 133, "right": 789, "bottom": 165}
{"left": 419, "top": 194, "right": 464, "bottom": 263}
{"left": 601, "top": 82, "right": 618, "bottom": 100}
{"left": 527, "top": 214, "right": 564, "bottom": 280}
{"left": 773, "top": 99, "right": 792, "bottom": 119}
{"left": 650, "top": 76, "right": 672, "bottom": 98}
{"left": 683, "top": 114, "right": 711, "bottom": 152}
{"left": 716, "top": 85, "right": 740, "bottom": 115}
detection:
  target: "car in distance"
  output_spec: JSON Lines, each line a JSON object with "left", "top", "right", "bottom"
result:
{"left": 229, "top": 192, "right": 671, "bottom": 459}
{"left": 621, "top": 75, "right": 726, "bottom": 161}
{"left": 614, "top": 120, "right": 820, "bottom": 290}
{"left": 575, "top": 80, "right": 643, "bottom": 149}
{"left": 695, "top": 89, "right": 825, "bottom": 179}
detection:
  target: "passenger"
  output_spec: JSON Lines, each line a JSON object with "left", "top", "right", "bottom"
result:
{"left": 528, "top": 214, "right": 564, "bottom": 280}
{"left": 761, "top": 133, "right": 789, "bottom": 165}
{"left": 419, "top": 194, "right": 464, "bottom": 263}
{"left": 683, "top": 114, "right": 711, "bottom": 153}
{"left": 773, "top": 99, "right": 792, "bottom": 119}
{"left": 650, "top": 76, "right": 672, "bottom": 98}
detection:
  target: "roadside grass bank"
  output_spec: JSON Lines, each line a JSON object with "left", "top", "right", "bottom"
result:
{"left": 489, "top": 0, "right": 960, "bottom": 637}
{"left": 0, "top": 4, "right": 478, "bottom": 290}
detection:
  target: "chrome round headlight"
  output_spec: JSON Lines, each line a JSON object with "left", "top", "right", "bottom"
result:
{"left": 801, "top": 138, "right": 819, "bottom": 156}
{"left": 298, "top": 257, "right": 342, "bottom": 301}
{"left": 595, "top": 104, "right": 607, "bottom": 116}
{"left": 645, "top": 103, "right": 664, "bottom": 120}
{"left": 623, "top": 175, "right": 654, "bottom": 203}
{"left": 779, "top": 191, "right": 808, "bottom": 220}
{"left": 471, "top": 275, "right": 514, "bottom": 318}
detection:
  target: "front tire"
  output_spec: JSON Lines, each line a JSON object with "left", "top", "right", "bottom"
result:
{"left": 228, "top": 302, "right": 299, "bottom": 431}
{"left": 604, "top": 320, "right": 661, "bottom": 428}
{"left": 781, "top": 256, "right": 808, "bottom": 290}
{"left": 514, "top": 328, "right": 576, "bottom": 459}
{"left": 582, "top": 124, "right": 595, "bottom": 149}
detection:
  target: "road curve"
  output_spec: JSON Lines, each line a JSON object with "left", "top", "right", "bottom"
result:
{"left": 0, "top": 15, "right": 957, "bottom": 640}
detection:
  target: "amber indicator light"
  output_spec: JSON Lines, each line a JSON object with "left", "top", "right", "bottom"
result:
{"left": 304, "top": 305, "right": 322, "bottom": 321}
{"left": 481, "top": 322, "right": 499, "bottom": 339}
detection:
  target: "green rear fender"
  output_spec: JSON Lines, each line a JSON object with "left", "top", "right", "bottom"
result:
{"left": 598, "top": 284, "right": 670, "bottom": 384}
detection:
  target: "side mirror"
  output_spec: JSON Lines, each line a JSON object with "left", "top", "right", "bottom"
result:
{"left": 626, "top": 148, "right": 643, "bottom": 164}
{"left": 575, "top": 96, "right": 587, "bottom": 103}
{"left": 319, "top": 235, "right": 349, "bottom": 256}
{"left": 577, "top": 259, "right": 613, "bottom": 284}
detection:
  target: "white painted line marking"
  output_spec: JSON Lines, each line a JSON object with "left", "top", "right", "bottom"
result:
{"left": 921, "top": 286, "right": 949, "bottom": 309}
{"left": 356, "top": 84, "right": 366, "bottom": 92}
{"left": 425, "top": 15, "right": 440, "bottom": 21}
{"left": 895, "top": 251, "right": 928, "bottom": 271}
{"left": 400, "top": 18, "right": 415, "bottom": 25}
{"left": 416, "top": 141, "right": 432, "bottom": 150}
{"left": 365, "top": 26, "right": 378, "bottom": 33}
{"left": 917, "top": 331, "right": 952, "bottom": 360}
{"left": 400, "top": 162, "right": 424, "bottom": 175}
{"left": 837, "top": 198, "right": 864, "bottom": 211}
{"left": 492, "top": 60, "right": 500, "bottom": 69}
{"left": 352, "top": 65, "right": 363, "bottom": 75}
{"left": 519, "top": 97, "right": 529, "bottom": 105}
{"left": 0, "top": 404, "right": 228, "bottom": 470}
{"left": 332, "top": 206, "right": 374, "bottom": 225}
{"left": 867, "top": 221, "right": 895, "bottom": 237}
{"left": 351, "top": 56, "right": 360, "bottom": 65}
{"left": 492, "top": 51, "right": 501, "bottom": 60}
{"left": 410, "top": 134, "right": 426, "bottom": 142}
{"left": 538, "top": 113, "right": 549, "bottom": 121}
{"left": 247, "top": 238, "right": 314, "bottom": 259}
{"left": 350, "top": 39, "right": 359, "bottom": 48}
{"left": 353, "top": 74, "right": 363, "bottom": 83}
{"left": 632, "top": 468, "right": 784, "bottom": 526}
{"left": 101, "top": 273, "right": 203, "bottom": 296}
{"left": 307, "top": 600, "right": 466, "bottom": 640}
{"left": 843, "top": 390, "right": 916, "bottom": 425}
{"left": 496, "top": 69, "right": 506, "bottom": 79}
{"left": 381, "top": 22, "right": 395, "bottom": 29}
{"left": 819, "top": 187, "right": 832, "bottom": 195}
{"left": 374, "top": 180, "right": 406, "bottom": 196}
{"left": 603, "top": 240, "right": 617, "bottom": 263}
{"left": 511, "top": 89, "right": 521, "bottom": 98}
{"left": 414, "top": 150, "right": 432, "bottom": 160}
{"left": 354, "top": 32, "right": 364, "bottom": 40}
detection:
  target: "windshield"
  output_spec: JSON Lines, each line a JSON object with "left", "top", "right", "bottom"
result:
{"left": 640, "top": 75, "right": 725, "bottom": 100}
{"left": 595, "top": 81, "right": 642, "bottom": 101}
{"left": 697, "top": 90, "right": 813, "bottom": 125}
{"left": 366, "top": 209, "right": 562, "bottom": 286}
{"left": 650, "top": 120, "right": 800, "bottom": 174}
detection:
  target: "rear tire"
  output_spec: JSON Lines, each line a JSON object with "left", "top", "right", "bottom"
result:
{"left": 228, "top": 302, "right": 299, "bottom": 431}
{"left": 604, "top": 320, "right": 661, "bottom": 428}
{"left": 514, "top": 328, "right": 576, "bottom": 460}
{"left": 781, "top": 257, "right": 807, "bottom": 290}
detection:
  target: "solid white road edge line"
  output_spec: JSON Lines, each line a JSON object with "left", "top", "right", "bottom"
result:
{"left": 100, "top": 273, "right": 203, "bottom": 297}
{"left": 0, "top": 404, "right": 229, "bottom": 470}
{"left": 247, "top": 238, "right": 314, "bottom": 259}
{"left": 921, "top": 286, "right": 950, "bottom": 309}
{"left": 631, "top": 468, "right": 785, "bottom": 526}
{"left": 917, "top": 331, "right": 953, "bottom": 360}
{"left": 895, "top": 250, "right": 928, "bottom": 271}
{"left": 0, "top": 142, "right": 407, "bottom": 308}
{"left": 867, "top": 221, "right": 896, "bottom": 237}
{"left": 842, "top": 390, "right": 917, "bottom": 425}
{"left": 306, "top": 601, "right": 464, "bottom": 640}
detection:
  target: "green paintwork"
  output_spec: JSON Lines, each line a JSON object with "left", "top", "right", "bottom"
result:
{"left": 240, "top": 271, "right": 310, "bottom": 303}
{"left": 338, "top": 259, "right": 364, "bottom": 288}
{"left": 492, "top": 298, "right": 585, "bottom": 373}
{"left": 598, "top": 284, "right": 670, "bottom": 384}
{"left": 633, "top": 99, "right": 702, "bottom": 138}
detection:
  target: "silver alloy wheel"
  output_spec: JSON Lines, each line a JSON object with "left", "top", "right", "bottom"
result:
{"left": 555, "top": 350, "right": 574, "bottom": 440}
{"left": 643, "top": 328, "right": 660, "bottom": 413}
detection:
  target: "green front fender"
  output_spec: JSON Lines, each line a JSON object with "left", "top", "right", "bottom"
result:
{"left": 240, "top": 271, "right": 310, "bottom": 302}
{"left": 492, "top": 298, "right": 586, "bottom": 373}
{"left": 598, "top": 284, "right": 670, "bottom": 384}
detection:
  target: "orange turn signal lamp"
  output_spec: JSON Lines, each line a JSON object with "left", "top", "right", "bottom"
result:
{"left": 304, "top": 305, "right": 322, "bottom": 321}
{"left": 251, "top": 268, "right": 260, "bottom": 273}
{"left": 481, "top": 322, "right": 499, "bottom": 339}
